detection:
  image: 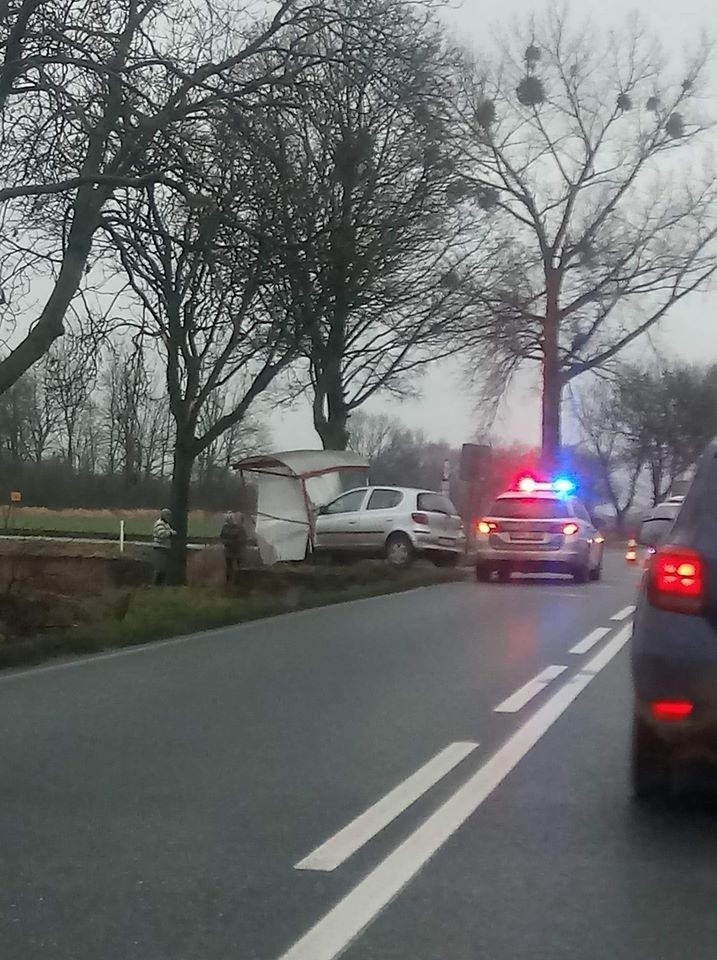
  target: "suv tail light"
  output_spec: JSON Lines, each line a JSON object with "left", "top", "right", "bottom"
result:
{"left": 477, "top": 519, "right": 500, "bottom": 535}
{"left": 650, "top": 701, "right": 694, "bottom": 722}
{"left": 411, "top": 512, "right": 429, "bottom": 526}
{"left": 647, "top": 546, "right": 705, "bottom": 615}
{"left": 562, "top": 522, "right": 579, "bottom": 536}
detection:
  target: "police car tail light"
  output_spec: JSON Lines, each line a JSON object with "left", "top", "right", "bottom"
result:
{"left": 648, "top": 546, "right": 705, "bottom": 615}
{"left": 562, "top": 522, "right": 579, "bottom": 536}
{"left": 477, "top": 519, "right": 500, "bottom": 535}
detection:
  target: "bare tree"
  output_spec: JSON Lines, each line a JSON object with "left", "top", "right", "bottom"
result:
{"left": 44, "top": 329, "right": 99, "bottom": 468}
{"left": 573, "top": 379, "right": 646, "bottom": 530}
{"left": 254, "top": 0, "right": 495, "bottom": 449}
{"left": 0, "top": 0, "right": 319, "bottom": 393}
{"left": 104, "top": 116, "right": 305, "bottom": 582}
{"left": 459, "top": 9, "right": 717, "bottom": 466}
{"left": 347, "top": 411, "right": 397, "bottom": 462}
{"left": 613, "top": 362, "right": 717, "bottom": 505}
{"left": 101, "top": 340, "right": 154, "bottom": 483}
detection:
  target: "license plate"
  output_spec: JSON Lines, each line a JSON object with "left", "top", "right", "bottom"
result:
{"left": 511, "top": 532, "right": 543, "bottom": 542}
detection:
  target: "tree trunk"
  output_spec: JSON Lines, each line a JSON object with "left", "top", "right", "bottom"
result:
{"left": 541, "top": 293, "right": 562, "bottom": 472}
{"left": 312, "top": 377, "right": 349, "bottom": 450}
{"left": 167, "top": 436, "right": 195, "bottom": 585}
{"left": 315, "top": 410, "right": 350, "bottom": 450}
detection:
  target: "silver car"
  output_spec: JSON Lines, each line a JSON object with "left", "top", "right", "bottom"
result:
{"left": 313, "top": 486, "right": 466, "bottom": 567}
{"left": 475, "top": 487, "right": 604, "bottom": 583}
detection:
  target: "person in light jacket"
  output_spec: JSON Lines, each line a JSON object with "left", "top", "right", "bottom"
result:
{"left": 152, "top": 508, "right": 176, "bottom": 585}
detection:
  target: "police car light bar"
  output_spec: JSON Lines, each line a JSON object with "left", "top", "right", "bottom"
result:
{"left": 515, "top": 475, "right": 575, "bottom": 495}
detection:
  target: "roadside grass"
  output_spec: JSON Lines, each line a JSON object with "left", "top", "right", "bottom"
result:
{"left": 0, "top": 506, "right": 221, "bottom": 540}
{"left": 0, "top": 563, "right": 463, "bottom": 671}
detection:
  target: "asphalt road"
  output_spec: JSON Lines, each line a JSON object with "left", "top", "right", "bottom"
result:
{"left": 3, "top": 552, "right": 716, "bottom": 960}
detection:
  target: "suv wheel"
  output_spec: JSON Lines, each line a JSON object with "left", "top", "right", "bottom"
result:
{"left": 476, "top": 563, "right": 490, "bottom": 582}
{"left": 632, "top": 714, "right": 672, "bottom": 802}
{"left": 385, "top": 533, "right": 414, "bottom": 568}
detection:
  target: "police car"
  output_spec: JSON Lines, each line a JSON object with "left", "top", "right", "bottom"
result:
{"left": 475, "top": 476, "right": 604, "bottom": 583}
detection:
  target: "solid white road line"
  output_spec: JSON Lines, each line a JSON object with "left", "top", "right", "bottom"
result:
{"left": 611, "top": 605, "right": 636, "bottom": 622}
{"left": 295, "top": 742, "right": 479, "bottom": 872}
{"left": 278, "top": 623, "right": 632, "bottom": 960}
{"left": 569, "top": 626, "right": 611, "bottom": 656}
{"left": 493, "top": 665, "right": 567, "bottom": 713}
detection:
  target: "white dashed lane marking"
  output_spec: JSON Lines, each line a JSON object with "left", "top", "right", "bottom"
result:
{"left": 610, "top": 605, "right": 636, "bottom": 621}
{"left": 493, "top": 665, "right": 567, "bottom": 713}
{"left": 569, "top": 626, "right": 612, "bottom": 656}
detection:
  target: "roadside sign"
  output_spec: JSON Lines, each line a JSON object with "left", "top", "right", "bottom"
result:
{"left": 10, "top": 491, "right": 21, "bottom": 503}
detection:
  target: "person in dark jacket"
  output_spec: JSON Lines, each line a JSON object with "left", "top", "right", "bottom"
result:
{"left": 152, "top": 508, "right": 176, "bottom": 585}
{"left": 220, "top": 512, "right": 247, "bottom": 585}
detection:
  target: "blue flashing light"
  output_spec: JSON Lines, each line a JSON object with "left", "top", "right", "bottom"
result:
{"left": 553, "top": 477, "right": 576, "bottom": 495}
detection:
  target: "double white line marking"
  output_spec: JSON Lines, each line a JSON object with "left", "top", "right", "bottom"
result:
{"left": 280, "top": 622, "right": 633, "bottom": 960}
{"left": 295, "top": 741, "right": 479, "bottom": 872}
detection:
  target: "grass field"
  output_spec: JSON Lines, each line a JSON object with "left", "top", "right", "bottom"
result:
{"left": 0, "top": 506, "right": 223, "bottom": 540}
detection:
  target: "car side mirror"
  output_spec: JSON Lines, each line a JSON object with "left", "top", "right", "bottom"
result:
{"left": 637, "top": 517, "right": 672, "bottom": 548}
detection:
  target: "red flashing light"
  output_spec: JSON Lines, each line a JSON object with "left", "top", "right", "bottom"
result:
{"left": 411, "top": 512, "right": 429, "bottom": 526}
{"left": 650, "top": 701, "right": 694, "bottom": 722}
{"left": 563, "top": 522, "right": 579, "bottom": 536}
{"left": 648, "top": 546, "right": 705, "bottom": 614}
{"left": 517, "top": 475, "right": 537, "bottom": 493}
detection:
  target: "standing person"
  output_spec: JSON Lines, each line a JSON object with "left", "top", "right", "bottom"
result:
{"left": 220, "top": 512, "right": 247, "bottom": 585}
{"left": 152, "top": 508, "right": 175, "bottom": 586}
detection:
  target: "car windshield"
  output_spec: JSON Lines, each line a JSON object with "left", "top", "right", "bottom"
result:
{"left": 489, "top": 497, "right": 570, "bottom": 519}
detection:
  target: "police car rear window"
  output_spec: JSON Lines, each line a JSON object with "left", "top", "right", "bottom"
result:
{"left": 489, "top": 497, "right": 569, "bottom": 519}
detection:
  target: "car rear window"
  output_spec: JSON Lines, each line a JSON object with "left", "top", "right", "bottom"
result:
{"left": 417, "top": 493, "right": 456, "bottom": 515}
{"left": 489, "top": 497, "right": 569, "bottom": 519}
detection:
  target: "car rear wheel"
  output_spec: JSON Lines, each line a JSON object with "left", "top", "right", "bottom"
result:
{"left": 496, "top": 565, "right": 511, "bottom": 583}
{"left": 589, "top": 563, "right": 602, "bottom": 582}
{"left": 573, "top": 563, "right": 589, "bottom": 584}
{"left": 476, "top": 563, "right": 491, "bottom": 582}
{"left": 385, "top": 533, "right": 414, "bottom": 568}
{"left": 632, "top": 714, "right": 672, "bottom": 802}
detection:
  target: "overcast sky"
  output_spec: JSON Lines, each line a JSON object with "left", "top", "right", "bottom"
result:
{"left": 272, "top": 0, "right": 717, "bottom": 452}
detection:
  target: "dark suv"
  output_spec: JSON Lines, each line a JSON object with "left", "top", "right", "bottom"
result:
{"left": 631, "top": 449, "right": 715, "bottom": 799}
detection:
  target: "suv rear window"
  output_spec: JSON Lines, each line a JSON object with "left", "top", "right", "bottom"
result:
{"left": 489, "top": 497, "right": 569, "bottom": 519}
{"left": 417, "top": 493, "right": 456, "bottom": 515}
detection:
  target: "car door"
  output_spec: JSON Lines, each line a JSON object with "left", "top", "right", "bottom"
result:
{"left": 315, "top": 488, "right": 369, "bottom": 551}
{"left": 361, "top": 488, "right": 405, "bottom": 552}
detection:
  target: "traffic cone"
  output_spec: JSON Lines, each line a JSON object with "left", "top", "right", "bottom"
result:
{"left": 625, "top": 538, "right": 637, "bottom": 563}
